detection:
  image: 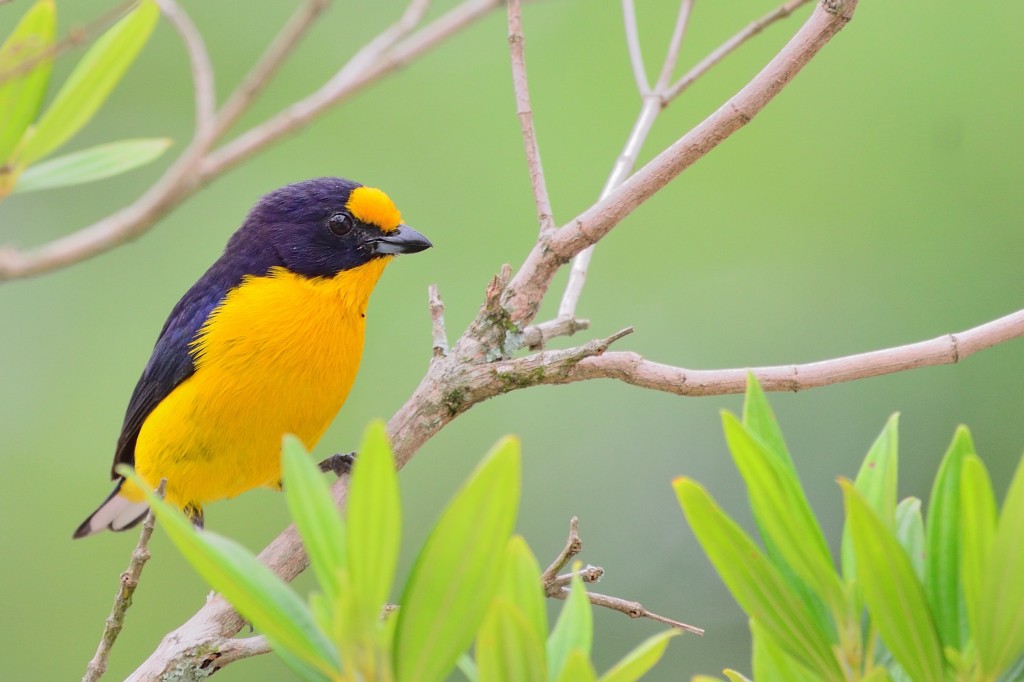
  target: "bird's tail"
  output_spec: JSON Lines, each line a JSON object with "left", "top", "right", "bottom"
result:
{"left": 73, "top": 480, "right": 150, "bottom": 539}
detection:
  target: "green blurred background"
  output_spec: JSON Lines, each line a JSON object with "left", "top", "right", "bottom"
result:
{"left": 2, "top": 0, "right": 1022, "bottom": 679}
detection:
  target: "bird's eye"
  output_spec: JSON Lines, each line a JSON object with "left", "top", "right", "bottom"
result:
{"left": 328, "top": 213, "right": 353, "bottom": 236}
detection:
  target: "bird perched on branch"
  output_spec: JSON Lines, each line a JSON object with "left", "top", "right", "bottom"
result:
{"left": 74, "top": 177, "right": 431, "bottom": 538}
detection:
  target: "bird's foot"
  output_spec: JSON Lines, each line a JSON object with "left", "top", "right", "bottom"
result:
{"left": 318, "top": 451, "right": 357, "bottom": 477}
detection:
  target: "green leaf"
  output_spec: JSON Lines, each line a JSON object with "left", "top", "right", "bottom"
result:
{"left": 721, "top": 412, "right": 844, "bottom": 619}
{"left": 751, "top": 618, "right": 818, "bottom": 682}
{"left": 12, "top": 137, "right": 170, "bottom": 193}
{"left": 674, "top": 477, "right": 841, "bottom": 679}
{"left": 722, "top": 671, "right": 753, "bottom": 682}
{"left": 19, "top": 0, "right": 159, "bottom": 165}
{"left": 741, "top": 372, "right": 795, "bottom": 472}
{"left": 842, "top": 415, "right": 899, "bottom": 582}
{"left": 476, "top": 599, "right": 547, "bottom": 682}
{"left": 394, "top": 437, "right": 521, "bottom": 682}
{"left": 960, "top": 455, "right": 997, "bottom": 671}
{"left": 124, "top": 469, "right": 340, "bottom": 677}
{"left": 895, "top": 498, "right": 925, "bottom": 580}
{"left": 598, "top": 629, "right": 678, "bottom": 682}
{"left": 555, "top": 649, "right": 597, "bottom": 682}
{"left": 841, "top": 480, "right": 944, "bottom": 682}
{"left": 0, "top": 0, "right": 55, "bottom": 163}
{"left": 281, "top": 435, "right": 346, "bottom": 607}
{"left": 497, "top": 535, "right": 548, "bottom": 647}
{"left": 977, "top": 455, "right": 1024, "bottom": 674}
{"left": 548, "top": 569, "right": 593, "bottom": 680}
{"left": 347, "top": 421, "right": 401, "bottom": 634}
{"left": 924, "top": 425, "right": 974, "bottom": 650}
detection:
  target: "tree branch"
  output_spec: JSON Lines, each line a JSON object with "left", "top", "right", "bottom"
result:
{"left": 552, "top": 308, "right": 1024, "bottom": 395}
{"left": 508, "top": 0, "right": 555, "bottom": 235}
{"left": 83, "top": 481, "right": 166, "bottom": 682}
{"left": 156, "top": 0, "right": 216, "bottom": 138}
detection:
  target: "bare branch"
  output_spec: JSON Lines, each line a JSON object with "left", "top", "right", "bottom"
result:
{"left": 552, "top": 308, "right": 1024, "bottom": 396}
{"left": 541, "top": 516, "right": 582, "bottom": 590}
{"left": 211, "top": 0, "right": 331, "bottom": 142}
{"left": 83, "top": 480, "right": 166, "bottom": 682}
{"left": 202, "top": 0, "right": 487, "bottom": 179}
{"left": 522, "top": 317, "right": 590, "bottom": 350}
{"left": 198, "top": 636, "right": 271, "bottom": 675}
{"left": 508, "top": 0, "right": 555, "bottom": 235}
{"left": 621, "top": 0, "right": 650, "bottom": 95}
{"left": 654, "top": 0, "right": 695, "bottom": 91}
{"left": 429, "top": 283, "right": 448, "bottom": 360}
{"left": 557, "top": 0, "right": 813, "bottom": 321}
{"left": 552, "top": 587, "right": 705, "bottom": 635}
{"left": 156, "top": 0, "right": 216, "bottom": 137}
{"left": 517, "top": 0, "right": 858, "bottom": 327}
{"left": 665, "top": 0, "right": 814, "bottom": 102}
{"left": 546, "top": 564, "right": 604, "bottom": 592}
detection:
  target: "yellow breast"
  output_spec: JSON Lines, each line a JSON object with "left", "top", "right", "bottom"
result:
{"left": 127, "top": 259, "right": 390, "bottom": 509}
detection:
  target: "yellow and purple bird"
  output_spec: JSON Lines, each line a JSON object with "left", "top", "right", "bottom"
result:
{"left": 74, "top": 177, "right": 431, "bottom": 538}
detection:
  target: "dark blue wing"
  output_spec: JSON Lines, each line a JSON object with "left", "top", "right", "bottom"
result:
{"left": 110, "top": 230, "right": 279, "bottom": 478}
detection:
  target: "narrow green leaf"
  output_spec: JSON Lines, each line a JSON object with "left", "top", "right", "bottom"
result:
{"left": 555, "top": 649, "right": 597, "bottom": 682}
{"left": 476, "top": 599, "right": 547, "bottom": 682}
{"left": 977, "top": 455, "right": 1024, "bottom": 674}
{"left": 497, "top": 535, "right": 548, "bottom": 647}
{"left": 12, "top": 137, "right": 170, "bottom": 193}
{"left": 19, "top": 0, "right": 159, "bottom": 165}
{"left": 548, "top": 569, "right": 593, "bottom": 681}
{"left": 751, "top": 618, "right": 818, "bottom": 682}
{"left": 722, "top": 671, "right": 753, "bottom": 682}
{"left": 674, "top": 478, "right": 842, "bottom": 679}
{"left": 722, "top": 412, "right": 844, "bottom": 619}
{"left": 347, "top": 421, "right": 401, "bottom": 634}
{"left": 0, "top": 0, "right": 55, "bottom": 163}
{"left": 960, "top": 455, "right": 997, "bottom": 671}
{"left": 124, "top": 469, "right": 340, "bottom": 677}
{"left": 598, "top": 629, "right": 678, "bottom": 682}
{"left": 394, "top": 437, "right": 521, "bottom": 682}
{"left": 924, "top": 425, "right": 974, "bottom": 650}
{"left": 841, "top": 480, "right": 945, "bottom": 682}
{"left": 895, "top": 498, "right": 925, "bottom": 581}
{"left": 741, "top": 372, "right": 795, "bottom": 472}
{"left": 841, "top": 415, "right": 899, "bottom": 583}
{"left": 281, "top": 435, "right": 346, "bottom": 606}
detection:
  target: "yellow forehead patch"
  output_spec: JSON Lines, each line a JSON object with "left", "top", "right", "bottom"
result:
{"left": 346, "top": 186, "right": 402, "bottom": 232}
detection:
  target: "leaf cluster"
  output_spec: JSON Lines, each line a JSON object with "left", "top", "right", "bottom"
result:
{"left": 0, "top": 0, "right": 168, "bottom": 200}
{"left": 679, "top": 376, "right": 1024, "bottom": 681}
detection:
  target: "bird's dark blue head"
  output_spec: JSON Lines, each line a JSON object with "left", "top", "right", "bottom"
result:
{"left": 233, "top": 177, "right": 431, "bottom": 279}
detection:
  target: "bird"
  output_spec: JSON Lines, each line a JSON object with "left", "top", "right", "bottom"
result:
{"left": 73, "top": 177, "right": 431, "bottom": 538}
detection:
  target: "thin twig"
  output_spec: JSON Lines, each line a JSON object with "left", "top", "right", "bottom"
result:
{"left": 156, "top": 0, "right": 216, "bottom": 138}
{"left": 547, "top": 564, "right": 604, "bottom": 592}
{"left": 556, "top": 0, "right": 812, "bottom": 321}
{"left": 508, "top": 0, "right": 555, "bottom": 235}
{"left": 665, "top": 0, "right": 814, "bottom": 102}
{"left": 552, "top": 588, "right": 705, "bottom": 636}
{"left": 428, "top": 283, "right": 448, "bottom": 359}
{"left": 621, "top": 0, "right": 650, "bottom": 95}
{"left": 211, "top": 0, "right": 331, "bottom": 142}
{"left": 83, "top": 480, "right": 166, "bottom": 682}
{"left": 654, "top": 0, "right": 694, "bottom": 91}
{"left": 541, "top": 516, "right": 582, "bottom": 590}
{"left": 198, "top": 635, "right": 271, "bottom": 674}
{"left": 521, "top": 316, "right": 590, "bottom": 350}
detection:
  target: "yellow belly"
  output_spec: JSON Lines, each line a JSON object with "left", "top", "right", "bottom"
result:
{"left": 123, "top": 260, "right": 389, "bottom": 510}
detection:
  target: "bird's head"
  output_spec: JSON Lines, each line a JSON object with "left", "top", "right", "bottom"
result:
{"left": 241, "top": 177, "right": 431, "bottom": 278}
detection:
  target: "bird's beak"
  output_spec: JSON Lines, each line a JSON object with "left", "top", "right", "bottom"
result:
{"left": 368, "top": 224, "right": 433, "bottom": 255}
